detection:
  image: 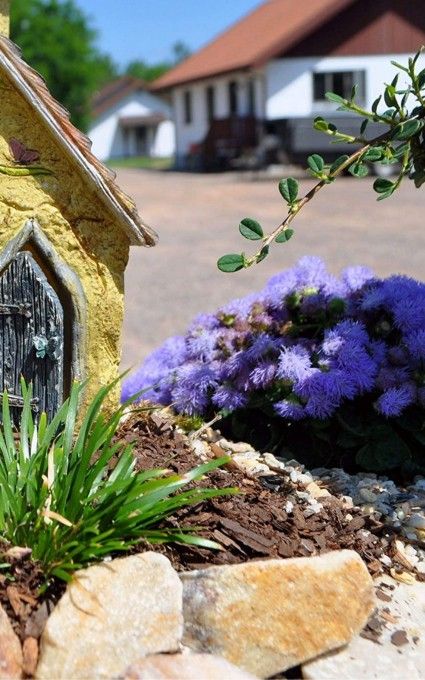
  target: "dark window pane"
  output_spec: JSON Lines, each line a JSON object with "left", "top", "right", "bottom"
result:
{"left": 183, "top": 90, "right": 192, "bottom": 124}
{"left": 228, "top": 81, "right": 238, "bottom": 115}
{"left": 206, "top": 85, "right": 215, "bottom": 122}
{"left": 313, "top": 73, "right": 326, "bottom": 101}
{"left": 313, "top": 70, "right": 365, "bottom": 102}
{"left": 248, "top": 79, "right": 255, "bottom": 115}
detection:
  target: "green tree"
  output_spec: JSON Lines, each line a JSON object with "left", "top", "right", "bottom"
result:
{"left": 125, "top": 41, "right": 191, "bottom": 82}
{"left": 125, "top": 59, "right": 170, "bottom": 83}
{"left": 11, "top": 0, "right": 117, "bottom": 131}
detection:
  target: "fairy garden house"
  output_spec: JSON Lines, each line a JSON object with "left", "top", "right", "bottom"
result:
{"left": 0, "top": 3, "right": 157, "bottom": 420}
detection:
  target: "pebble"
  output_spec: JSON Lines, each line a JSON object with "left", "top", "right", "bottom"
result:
{"left": 200, "top": 428, "right": 425, "bottom": 577}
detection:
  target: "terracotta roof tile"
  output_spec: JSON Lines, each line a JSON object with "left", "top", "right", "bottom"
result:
{"left": 153, "top": 0, "right": 356, "bottom": 90}
{"left": 0, "top": 37, "right": 157, "bottom": 246}
{"left": 92, "top": 75, "right": 151, "bottom": 118}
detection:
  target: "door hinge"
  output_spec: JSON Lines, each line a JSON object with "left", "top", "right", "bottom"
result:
{"left": 0, "top": 303, "right": 32, "bottom": 318}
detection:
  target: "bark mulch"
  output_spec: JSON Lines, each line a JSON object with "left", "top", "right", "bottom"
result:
{"left": 117, "top": 411, "right": 391, "bottom": 575}
{"left": 0, "top": 408, "right": 397, "bottom": 670}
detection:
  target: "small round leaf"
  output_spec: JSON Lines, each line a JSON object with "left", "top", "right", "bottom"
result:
{"left": 307, "top": 154, "right": 324, "bottom": 174}
{"left": 275, "top": 228, "right": 294, "bottom": 243}
{"left": 217, "top": 254, "right": 245, "bottom": 273}
{"left": 279, "top": 177, "right": 299, "bottom": 204}
{"left": 239, "top": 218, "right": 263, "bottom": 240}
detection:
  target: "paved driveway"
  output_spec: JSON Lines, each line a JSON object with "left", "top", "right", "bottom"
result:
{"left": 119, "top": 168, "right": 424, "bottom": 369}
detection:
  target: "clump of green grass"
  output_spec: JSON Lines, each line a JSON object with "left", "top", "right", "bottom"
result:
{"left": 0, "top": 380, "right": 235, "bottom": 581}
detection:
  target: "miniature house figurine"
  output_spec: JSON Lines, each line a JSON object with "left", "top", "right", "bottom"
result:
{"left": 0, "top": 2, "right": 157, "bottom": 420}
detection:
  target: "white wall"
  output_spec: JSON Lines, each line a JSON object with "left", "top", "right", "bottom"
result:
{"left": 266, "top": 53, "right": 425, "bottom": 119}
{"left": 88, "top": 90, "right": 175, "bottom": 160}
{"left": 172, "top": 71, "right": 264, "bottom": 160}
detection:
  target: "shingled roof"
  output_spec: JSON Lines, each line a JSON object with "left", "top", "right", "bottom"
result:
{"left": 153, "top": 0, "right": 356, "bottom": 90}
{"left": 0, "top": 37, "right": 157, "bottom": 246}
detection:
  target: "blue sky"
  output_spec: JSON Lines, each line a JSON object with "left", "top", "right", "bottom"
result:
{"left": 78, "top": 0, "right": 262, "bottom": 68}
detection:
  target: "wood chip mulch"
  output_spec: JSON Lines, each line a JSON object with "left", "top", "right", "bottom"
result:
{"left": 0, "top": 408, "right": 397, "bottom": 664}
{"left": 117, "top": 411, "right": 392, "bottom": 575}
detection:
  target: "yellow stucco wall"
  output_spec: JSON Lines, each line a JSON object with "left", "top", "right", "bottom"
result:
{"left": 0, "top": 70, "right": 131, "bottom": 413}
{"left": 0, "top": 1, "right": 10, "bottom": 37}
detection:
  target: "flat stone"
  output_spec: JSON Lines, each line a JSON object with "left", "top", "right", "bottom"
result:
{"left": 303, "top": 575, "right": 425, "bottom": 680}
{"left": 122, "top": 653, "right": 258, "bottom": 679}
{"left": 0, "top": 602, "right": 22, "bottom": 678}
{"left": 181, "top": 550, "right": 375, "bottom": 678}
{"left": 36, "top": 553, "right": 182, "bottom": 680}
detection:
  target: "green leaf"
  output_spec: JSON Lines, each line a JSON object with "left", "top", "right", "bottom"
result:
{"left": 279, "top": 177, "right": 299, "bottom": 204}
{"left": 360, "top": 119, "right": 368, "bottom": 135}
{"left": 325, "top": 92, "right": 346, "bottom": 104}
{"left": 373, "top": 177, "right": 395, "bottom": 194}
{"left": 275, "top": 228, "right": 294, "bottom": 243}
{"left": 307, "top": 154, "right": 325, "bottom": 174}
{"left": 356, "top": 426, "right": 411, "bottom": 472}
{"left": 384, "top": 84, "right": 397, "bottom": 107}
{"left": 362, "top": 147, "right": 384, "bottom": 162}
{"left": 238, "top": 218, "right": 263, "bottom": 240}
{"left": 349, "top": 162, "right": 368, "bottom": 178}
{"left": 329, "top": 155, "right": 349, "bottom": 174}
{"left": 256, "top": 245, "right": 269, "bottom": 264}
{"left": 417, "top": 68, "right": 425, "bottom": 89}
{"left": 393, "top": 119, "right": 424, "bottom": 140}
{"left": 313, "top": 117, "right": 329, "bottom": 132}
{"left": 371, "top": 95, "right": 381, "bottom": 113}
{"left": 217, "top": 254, "right": 245, "bottom": 273}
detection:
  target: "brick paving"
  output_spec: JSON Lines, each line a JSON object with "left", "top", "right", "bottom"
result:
{"left": 119, "top": 168, "right": 424, "bottom": 369}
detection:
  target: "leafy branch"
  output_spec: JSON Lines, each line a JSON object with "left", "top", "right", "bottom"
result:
{"left": 218, "top": 48, "right": 425, "bottom": 273}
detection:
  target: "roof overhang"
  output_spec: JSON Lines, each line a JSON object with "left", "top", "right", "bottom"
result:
{"left": 0, "top": 38, "right": 157, "bottom": 246}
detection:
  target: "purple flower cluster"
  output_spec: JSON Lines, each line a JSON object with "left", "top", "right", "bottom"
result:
{"left": 122, "top": 257, "right": 425, "bottom": 422}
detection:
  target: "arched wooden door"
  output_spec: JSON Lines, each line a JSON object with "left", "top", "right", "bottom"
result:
{"left": 0, "top": 251, "right": 64, "bottom": 423}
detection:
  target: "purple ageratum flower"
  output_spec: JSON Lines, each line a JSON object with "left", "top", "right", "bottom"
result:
{"left": 186, "top": 328, "right": 220, "bottom": 361}
{"left": 122, "top": 335, "right": 187, "bottom": 403}
{"left": 375, "top": 383, "right": 416, "bottom": 417}
{"left": 171, "top": 362, "right": 218, "bottom": 415}
{"left": 276, "top": 346, "right": 316, "bottom": 383}
{"left": 341, "top": 265, "right": 375, "bottom": 293}
{"left": 212, "top": 385, "right": 248, "bottom": 411}
{"left": 404, "top": 329, "right": 425, "bottom": 363}
{"left": 274, "top": 399, "right": 305, "bottom": 420}
{"left": 244, "top": 333, "right": 280, "bottom": 361}
{"left": 376, "top": 366, "right": 411, "bottom": 391}
{"left": 249, "top": 359, "right": 276, "bottom": 388}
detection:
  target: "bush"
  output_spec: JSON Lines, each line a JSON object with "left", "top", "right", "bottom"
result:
{"left": 0, "top": 380, "right": 234, "bottom": 581}
{"left": 123, "top": 257, "right": 425, "bottom": 475}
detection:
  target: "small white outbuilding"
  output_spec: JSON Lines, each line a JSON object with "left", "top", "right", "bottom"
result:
{"left": 88, "top": 76, "right": 175, "bottom": 161}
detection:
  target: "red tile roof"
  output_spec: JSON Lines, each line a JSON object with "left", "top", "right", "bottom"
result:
{"left": 153, "top": 0, "right": 356, "bottom": 90}
{"left": 92, "top": 76, "right": 150, "bottom": 118}
{"left": 0, "top": 38, "right": 157, "bottom": 246}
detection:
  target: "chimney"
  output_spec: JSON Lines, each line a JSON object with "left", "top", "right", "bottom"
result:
{"left": 0, "top": 0, "right": 10, "bottom": 37}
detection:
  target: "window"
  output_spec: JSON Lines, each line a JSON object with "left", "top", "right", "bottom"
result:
{"left": 247, "top": 78, "right": 256, "bottom": 116}
{"left": 206, "top": 85, "right": 215, "bottom": 122}
{"left": 228, "top": 81, "right": 238, "bottom": 115}
{"left": 183, "top": 90, "right": 192, "bottom": 124}
{"left": 313, "top": 70, "right": 366, "bottom": 103}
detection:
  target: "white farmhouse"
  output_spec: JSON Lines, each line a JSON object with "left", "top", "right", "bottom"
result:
{"left": 153, "top": 0, "right": 425, "bottom": 170}
{"left": 88, "top": 76, "right": 175, "bottom": 161}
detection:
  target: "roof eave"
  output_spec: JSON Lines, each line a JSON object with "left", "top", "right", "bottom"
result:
{"left": 0, "top": 47, "right": 157, "bottom": 247}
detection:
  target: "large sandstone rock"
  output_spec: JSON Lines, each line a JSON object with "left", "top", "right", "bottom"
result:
{"left": 123, "top": 653, "right": 258, "bottom": 679}
{"left": 36, "top": 552, "right": 182, "bottom": 680}
{"left": 0, "top": 603, "right": 22, "bottom": 678}
{"left": 303, "top": 575, "right": 425, "bottom": 679}
{"left": 181, "top": 550, "right": 375, "bottom": 678}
